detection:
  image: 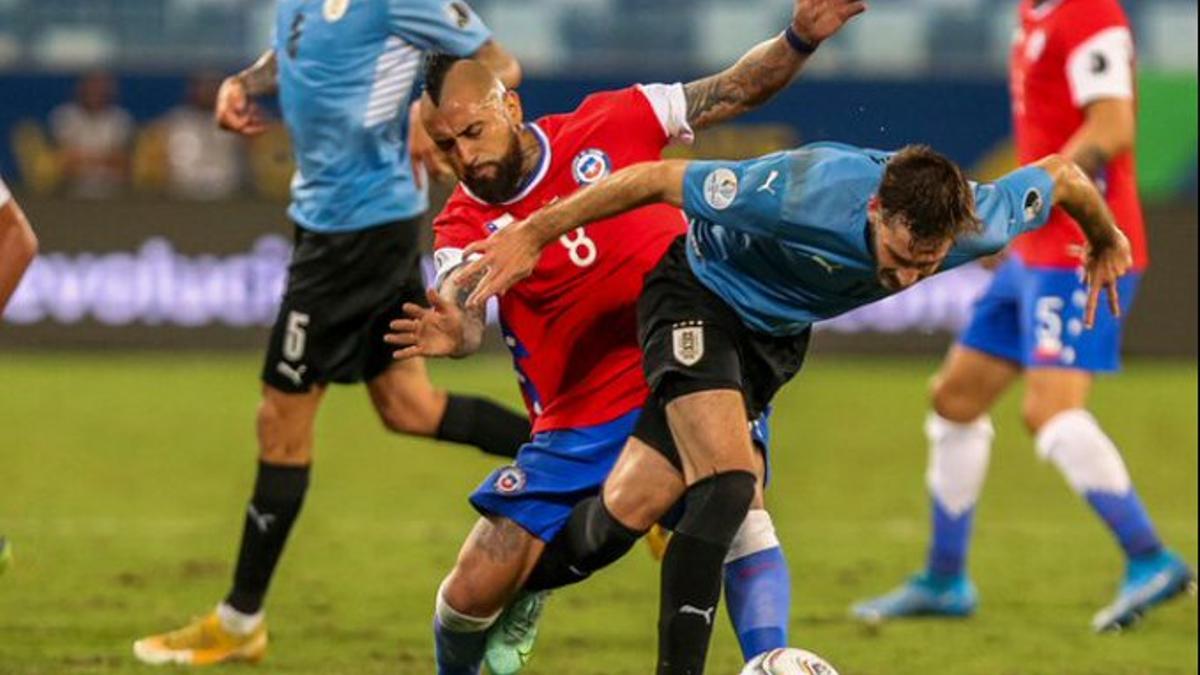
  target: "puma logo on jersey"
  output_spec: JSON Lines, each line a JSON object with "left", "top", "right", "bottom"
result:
{"left": 757, "top": 170, "right": 780, "bottom": 195}
{"left": 276, "top": 362, "right": 308, "bottom": 387}
{"left": 679, "top": 604, "right": 716, "bottom": 625}
{"left": 808, "top": 254, "right": 842, "bottom": 274}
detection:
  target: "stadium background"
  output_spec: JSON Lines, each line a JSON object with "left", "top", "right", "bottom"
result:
{"left": 0, "top": 1, "right": 1195, "bottom": 674}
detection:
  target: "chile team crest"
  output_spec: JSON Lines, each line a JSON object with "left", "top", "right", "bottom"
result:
{"left": 572, "top": 149, "right": 611, "bottom": 186}
{"left": 494, "top": 466, "right": 527, "bottom": 495}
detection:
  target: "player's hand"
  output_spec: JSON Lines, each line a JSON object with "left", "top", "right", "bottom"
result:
{"left": 459, "top": 221, "right": 544, "bottom": 309}
{"left": 385, "top": 288, "right": 467, "bottom": 359}
{"left": 409, "top": 100, "right": 452, "bottom": 190}
{"left": 791, "top": 0, "right": 868, "bottom": 45}
{"left": 215, "top": 76, "right": 268, "bottom": 136}
{"left": 1077, "top": 230, "right": 1132, "bottom": 329}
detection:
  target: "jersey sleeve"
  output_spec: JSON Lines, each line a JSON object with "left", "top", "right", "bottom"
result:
{"left": 0, "top": 177, "right": 10, "bottom": 208}
{"left": 947, "top": 165, "right": 1056, "bottom": 267}
{"left": 432, "top": 198, "right": 488, "bottom": 286}
{"left": 387, "top": 0, "right": 491, "bottom": 56}
{"left": 1056, "top": 0, "right": 1134, "bottom": 107}
{"left": 681, "top": 153, "right": 789, "bottom": 238}
{"left": 634, "top": 83, "right": 694, "bottom": 145}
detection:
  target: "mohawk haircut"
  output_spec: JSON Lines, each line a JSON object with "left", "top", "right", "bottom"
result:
{"left": 422, "top": 52, "right": 464, "bottom": 106}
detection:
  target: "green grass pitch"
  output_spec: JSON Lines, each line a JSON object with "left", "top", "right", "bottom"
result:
{"left": 0, "top": 353, "right": 1195, "bottom": 674}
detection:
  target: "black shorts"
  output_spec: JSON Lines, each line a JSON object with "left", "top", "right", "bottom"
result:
{"left": 631, "top": 236, "right": 810, "bottom": 462}
{"left": 261, "top": 218, "right": 426, "bottom": 393}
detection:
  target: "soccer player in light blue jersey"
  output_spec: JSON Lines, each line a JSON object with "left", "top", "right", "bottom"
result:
{"left": 457, "top": 142, "right": 1133, "bottom": 673}
{"left": 133, "top": 1, "right": 526, "bottom": 666}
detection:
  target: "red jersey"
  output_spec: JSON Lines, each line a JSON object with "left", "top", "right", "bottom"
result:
{"left": 1010, "top": 0, "right": 1147, "bottom": 270}
{"left": 434, "top": 85, "right": 693, "bottom": 433}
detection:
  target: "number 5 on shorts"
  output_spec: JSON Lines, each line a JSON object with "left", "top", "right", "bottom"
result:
{"left": 283, "top": 311, "right": 310, "bottom": 362}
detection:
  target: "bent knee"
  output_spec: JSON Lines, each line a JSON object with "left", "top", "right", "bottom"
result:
{"left": 375, "top": 390, "right": 445, "bottom": 437}
{"left": 256, "top": 398, "right": 314, "bottom": 464}
{"left": 930, "top": 374, "right": 989, "bottom": 423}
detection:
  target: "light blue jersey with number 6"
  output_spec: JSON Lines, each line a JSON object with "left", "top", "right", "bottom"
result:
{"left": 275, "top": 0, "right": 491, "bottom": 232}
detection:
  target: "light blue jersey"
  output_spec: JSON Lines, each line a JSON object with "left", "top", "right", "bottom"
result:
{"left": 681, "top": 142, "right": 1056, "bottom": 336}
{"left": 275, "top": 0, "right": 491, "bottom": 232}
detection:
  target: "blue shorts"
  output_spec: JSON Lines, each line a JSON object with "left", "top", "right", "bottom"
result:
{"left": 959, "top": 257, "right": 1141, "bottom": 372}
{"left": 471, "top": 407, "right": 772, "bottom": 542}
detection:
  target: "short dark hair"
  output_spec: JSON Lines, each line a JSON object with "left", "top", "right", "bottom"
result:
{"left": 422, "top": 52, "right": 463, "bottom": 106}
{"left": 878, "top": 145, "right": 981, "bottom": 249}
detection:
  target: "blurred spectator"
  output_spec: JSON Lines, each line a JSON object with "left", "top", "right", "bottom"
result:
{"left": 159, "top": 73, "right": 244, "bottom": 199}
{"left": 49, "top": 71, "right": 133, "bottom": 198}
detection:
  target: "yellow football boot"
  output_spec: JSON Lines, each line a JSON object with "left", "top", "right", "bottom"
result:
{"left": 133, "top": 610, "right": 267, "bottom": 666}
{"left": 645, "top": 524, "right": 672, "bottom": 562}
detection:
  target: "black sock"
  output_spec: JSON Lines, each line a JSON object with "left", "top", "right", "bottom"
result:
{"left": 524, "top": 496, "right": 642, "bottom": 591}
{"left": 657, "top": 471, "right": 756, "bottom": 675}
{"left": 225, "top": 461, "right": 310, "bottom": 615}
{"left": 437, "top": 394, "right": 530, "bottom": 458}
{"left": 657, "top": 532, "right": 728, "bottom": 675}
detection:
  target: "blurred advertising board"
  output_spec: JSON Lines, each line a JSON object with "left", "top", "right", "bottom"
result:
{"left": 2, "top": 196, "right": 1193, "bottom": 357}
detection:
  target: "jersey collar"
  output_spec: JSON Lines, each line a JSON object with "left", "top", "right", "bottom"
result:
{"left": 461, "top": 122, "right": 552, "bottom": 207}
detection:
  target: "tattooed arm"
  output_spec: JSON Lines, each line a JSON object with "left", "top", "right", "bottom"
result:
{"left": 215, "top": 50, "right": 277, "bottom": 136}
{"left": 386, "top": 264, "right": 488, "bottom": 359}
{"left": 1060, "top": 98, "right": 1135, "bottom": 179}
{"left": 682, "top": 0, "right": 865, "bottom": 130}
{"left": 1035, "top": 154, "right": 1132, "bottom": 326}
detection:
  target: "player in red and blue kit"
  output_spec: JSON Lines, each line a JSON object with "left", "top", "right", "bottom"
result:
{"left": 854, "top": 0, "right": 1194, "bottom": 631}
{"left": 386, "top": 1, "right": 865, "bottom": 671}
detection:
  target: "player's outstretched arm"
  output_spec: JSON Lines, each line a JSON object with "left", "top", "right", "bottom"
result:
{"left": 461, "top": 160, "right": 690, "bottom": 308}
{"left": 386, "top": 266, "right": 487, "bottom": 360}
{"left": 215, "top": 50, "right": 276, "bottom": 136}
{"left": 1035, "top": 154, "right": 1132, "bottom": 327}
{"left": 0, "top": 193, "right": 38, "bottom": 313}
{"left": 682, "top": 0, "right": 865, "bottom": 130}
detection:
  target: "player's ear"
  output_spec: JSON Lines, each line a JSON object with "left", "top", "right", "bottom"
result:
{"left": 503, "top": 89, "right": 524, "bottom": 126}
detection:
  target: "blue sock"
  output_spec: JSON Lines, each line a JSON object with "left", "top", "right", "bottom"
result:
{"left": 1086, "top": 489, "right": 1162, "bottom": 560}
{"left": 926, "top": 499, "right": 974, "bottom": 579}
{"left": 724, "top": 546, "right": 791, "bottom": 661}
{"left": 433, "top": 617, "right": 486, "bottom": 675}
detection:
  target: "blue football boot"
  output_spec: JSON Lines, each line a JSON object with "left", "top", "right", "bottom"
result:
{"left": 1092, "top": 550, "right": 1196, "bottom": 632}
{"left": 851, "top": 571, "right": 978, "bottom": 623}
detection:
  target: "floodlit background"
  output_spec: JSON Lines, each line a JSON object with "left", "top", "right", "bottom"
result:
{"left": 0, "top": 2, "right": 1195, "bottom": 674}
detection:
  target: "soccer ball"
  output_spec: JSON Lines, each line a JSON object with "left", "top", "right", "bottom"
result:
{"left": 740, "top": 648, "right": 839, "bottom": 675}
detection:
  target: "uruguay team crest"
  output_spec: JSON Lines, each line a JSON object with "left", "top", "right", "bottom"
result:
{"left": 323, "top": 0, "right": 349, "bottom": 22}
{"left": 672, "top": 321, "right": 705, "bottom": 367}
{"left": 494, "top": 466, "right": 527, "bottom": 495}
{"left": 702, "top": 168, "right": 738, "bottom": 210}
{"left": 572, "top": 149, "right": 611, "bottom": 186}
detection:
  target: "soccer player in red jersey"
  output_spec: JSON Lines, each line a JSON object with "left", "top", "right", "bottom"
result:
{"left": 854, "top": 0, "right": 1193, "bottom": 631}
{"left": 386, "top": 0, "right": 865, "bottom": 671}
{"left": 0, "top": 176, "right": 37, "bottom": 313}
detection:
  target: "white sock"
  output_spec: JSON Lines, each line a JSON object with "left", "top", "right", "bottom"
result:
{"left": 1035, "top": 409, "right": 1131, "bottom": 495}
{"left": 725, "top": 509, "right": 780, "bottom": 564}
{"left": 925, "top": 412, "right": 994, "bottom": 516}
{"left": 435, "top": 580, "right": 501, "bottom": 633}
{"left": 216, "top": 601, "right": 264, "bottom": 636}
